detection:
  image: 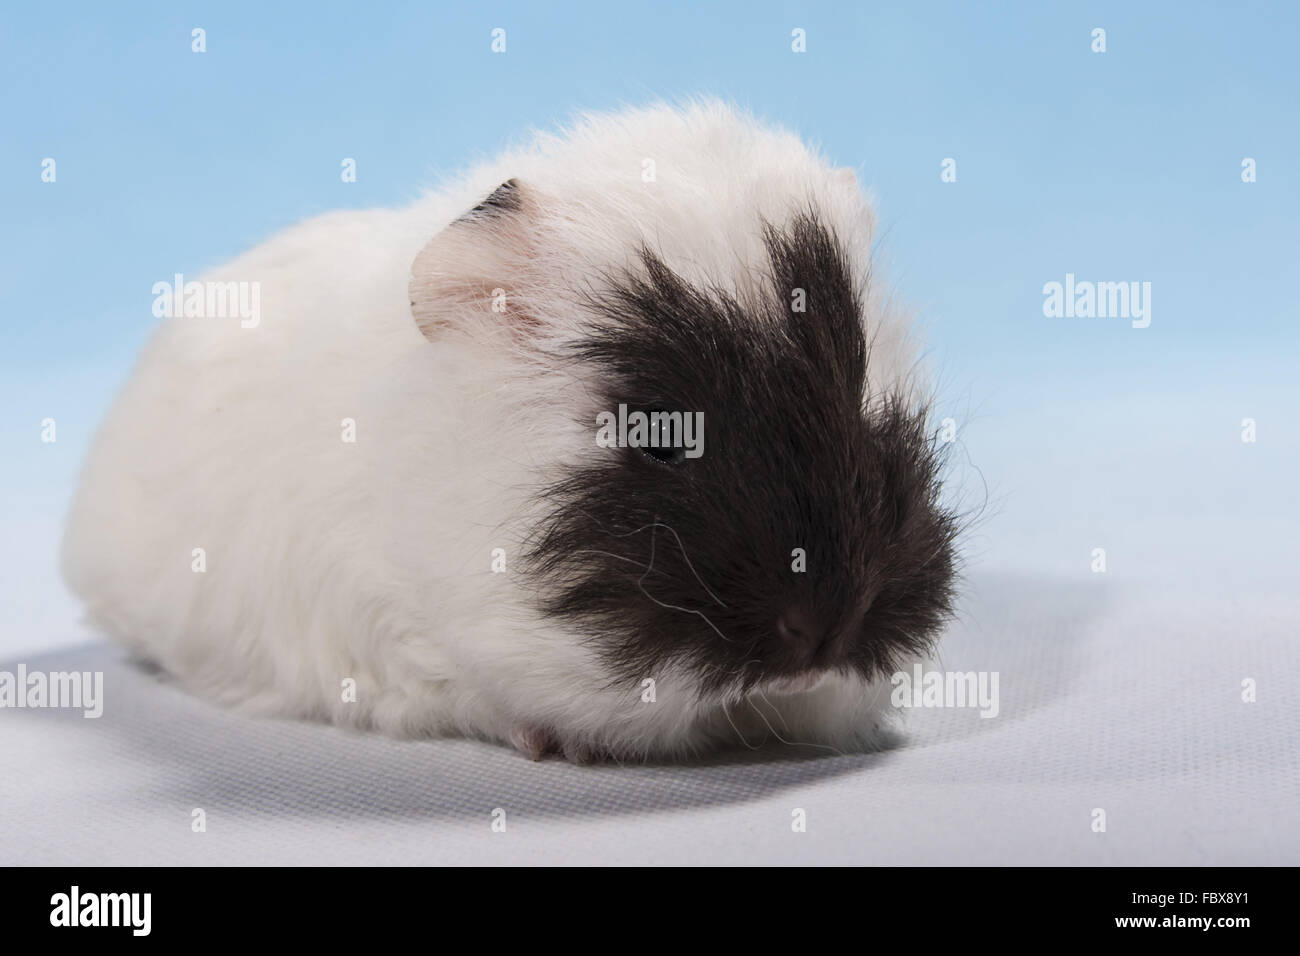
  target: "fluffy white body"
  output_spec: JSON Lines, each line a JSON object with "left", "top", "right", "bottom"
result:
{"left": 62, "top": 102, "right": 920, "bottom": 760}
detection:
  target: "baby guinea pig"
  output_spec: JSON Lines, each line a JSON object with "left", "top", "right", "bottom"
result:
{"left": 62, "top": 101, "right": 959, "bottom": 762}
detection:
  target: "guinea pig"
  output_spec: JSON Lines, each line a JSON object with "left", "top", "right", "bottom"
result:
{"left": 61, "top": 100, "right": 959, "bottom": 762}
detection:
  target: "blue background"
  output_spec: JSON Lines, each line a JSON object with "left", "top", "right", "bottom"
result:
{"left": 2, "top": 1, "right": 1296, "bottom": 655}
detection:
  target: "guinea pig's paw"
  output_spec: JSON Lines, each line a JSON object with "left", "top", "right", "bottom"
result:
{"left": 508, "top": 725, "right": 607, "bottom": 764}
{"left": 559, "top": 739, "right": 601, "bottom": 765}
{"left": 509, "top": 725, "right": 561, "bottom": 761}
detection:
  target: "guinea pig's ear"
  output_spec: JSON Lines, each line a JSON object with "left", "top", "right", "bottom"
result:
{"left": 408, "top": 179, "right": 544, "bottom": 342}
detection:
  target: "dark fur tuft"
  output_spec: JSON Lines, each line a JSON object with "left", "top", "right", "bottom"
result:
{"left": 462, "top": 179, "right": 521, "bottom": 219}
{"left": 525, "top": 212, "right": 959, "bottom": 697}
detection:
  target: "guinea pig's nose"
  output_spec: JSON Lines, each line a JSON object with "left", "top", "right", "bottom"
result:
{"left": 776, "top": 606, "right": 829, "bottom": 650}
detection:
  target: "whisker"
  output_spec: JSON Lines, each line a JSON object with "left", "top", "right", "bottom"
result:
{"left": 646, "top": 519, "right": 728, "bottom": 609}
{"left": 636, "top": 521, "right": 734, "bottom": 643}
{"left": 752, "top": 689, "right": 792, "bottom": 734}
{"left": 721, "top": 698, "right": 761, "bottom": 751}
{"left": 574, "top": 508, "right": 727, "bottom": 609}
{"left": 744, "top": 697, "right": 849, "bottom": 758}
{"left": 571, "top": 549, "right": 650, "bottom": 571}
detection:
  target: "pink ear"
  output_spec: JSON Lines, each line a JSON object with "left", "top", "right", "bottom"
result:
{"left": 408, "top": 180, "right": 541, "bottom": 342}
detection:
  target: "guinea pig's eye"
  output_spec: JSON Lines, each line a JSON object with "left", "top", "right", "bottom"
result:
{"left": 641, "top": 407, "right": 689, "bottom": 466}
{"left": 644, "top": 443, "right": 687, "bottom": 465}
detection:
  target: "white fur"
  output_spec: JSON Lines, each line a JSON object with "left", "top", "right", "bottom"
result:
{"left": 63, "top": 101, "right": 920, "bottom": 760}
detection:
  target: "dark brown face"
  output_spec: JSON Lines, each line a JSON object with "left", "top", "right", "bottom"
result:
{"left": 526, "top": 213, "right": 958, "bottom": 697}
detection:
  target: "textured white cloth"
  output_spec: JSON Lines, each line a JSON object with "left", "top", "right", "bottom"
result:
{"left": 2, "top": 572, "right": 1295, "bottom": 865}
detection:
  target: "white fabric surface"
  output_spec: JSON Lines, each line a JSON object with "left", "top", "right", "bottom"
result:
{"left": 2, "top": 572, "right": 1295, "bottom": 866}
